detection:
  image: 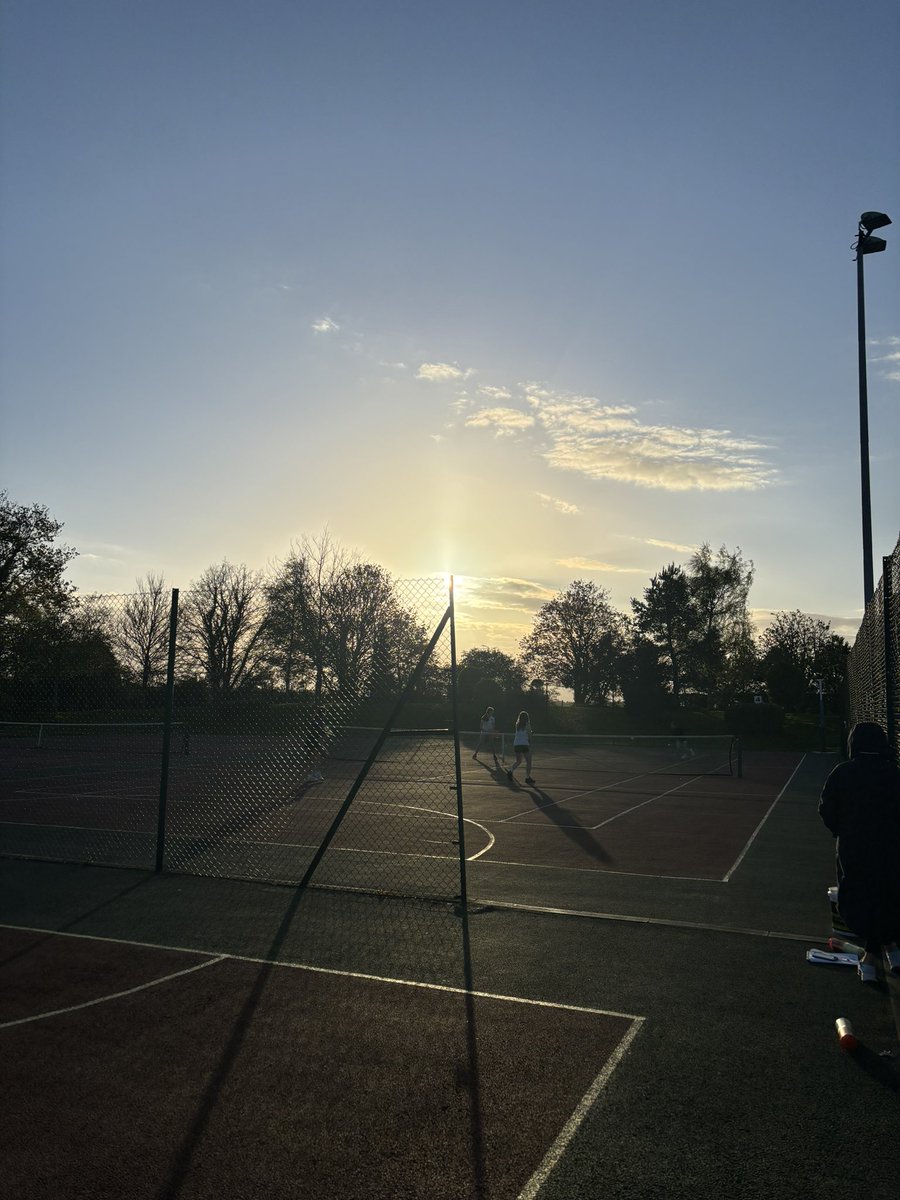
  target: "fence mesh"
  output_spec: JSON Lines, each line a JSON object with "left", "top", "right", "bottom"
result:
{"left": 846, "top": 534, "right": 900, "bottom": 764}
{"left": 0, "top": 591, "right": 177, "bottom": 869}
{"left": 0, "top": 577, "right": 466, "bottom": 910}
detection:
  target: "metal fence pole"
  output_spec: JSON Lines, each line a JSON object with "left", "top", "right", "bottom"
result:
{"left": 449, "top": 576, "right": 468, "bottom": 910}
{"left": 155, "top": 588, "right": 179, "bottom": 873}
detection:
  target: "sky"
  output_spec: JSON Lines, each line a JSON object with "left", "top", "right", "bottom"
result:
{"left": 1, "top": 0, "right": 898, "bottom": 656}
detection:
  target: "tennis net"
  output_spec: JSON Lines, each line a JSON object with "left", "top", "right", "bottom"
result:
{"left": 0, "top": 720, "right": 190, "bottom": 755}
{"left": 320, "top": 726, "right": 740, "bottom": 778}
{"left": 491, "top": 731, "right": 741, "bottom": 777}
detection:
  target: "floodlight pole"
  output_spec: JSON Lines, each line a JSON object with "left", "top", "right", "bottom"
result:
{"left": 854, "top": 211, "right": 891, "bottom": 608}
{"left": 856, "top": 243, "right": 875, "bottom": 606}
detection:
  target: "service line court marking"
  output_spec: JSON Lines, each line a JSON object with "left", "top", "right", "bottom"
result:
{"left": 1, "top": 922, "right": 646, "bottom": 1199}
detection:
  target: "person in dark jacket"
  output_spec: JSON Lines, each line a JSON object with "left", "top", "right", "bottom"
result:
{"left": 819, "top": 722, "right": 900, "bottom": 981}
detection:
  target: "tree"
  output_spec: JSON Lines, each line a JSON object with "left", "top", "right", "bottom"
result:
{"left": 114, "top": 573, "right": 171, "bottom": 689}
{"left": 619, "top": 634, "right": 671, "bottom": 717}
{"left": 630, "top": 545, "right": 755, "bottom": 702}
{"left": 0, "top": 493, "right": 77, "bottom": 685}
{"left": 457, "top": 647, "right": 527, "bottom": 704}
{"left": 684, "top": 543, "right": 755, "bottom": 697}
{"left": 180, "top": 562, "right": 268, "bottom": 693}
{"left": 263, "top": 532, "right": 435, "bottom": 709}
{"left": 520, "top": 580, "right": 627, "bottom": 705}
{"left": 631, "top": 564, "right": 693, "bottom": 700}
{"left": 263, "top": 532, "right": 351, "bottom": 702}
{"left": 759, "top": 610, "right": 849, "bottom": 712}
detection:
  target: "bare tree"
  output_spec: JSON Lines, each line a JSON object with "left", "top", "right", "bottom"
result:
{"left": 115, "top": 573, "right": 171, "bottom": 688}
{"left": 181, "top": 561, "right": 268, "bottom": 692}
{"left": 263, "top": 531, "right": 352, "bottom": 699}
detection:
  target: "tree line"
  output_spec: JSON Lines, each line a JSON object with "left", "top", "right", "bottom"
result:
{"left": 0, "top": 492, "right": 848, "bottom": 716}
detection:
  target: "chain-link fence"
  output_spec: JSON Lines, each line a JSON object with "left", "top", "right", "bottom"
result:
{"left": 846, "top": 534, "right": 900, "bottom": 764}
{"left": 0, "top": 576, "right": 467, "bottom": 908}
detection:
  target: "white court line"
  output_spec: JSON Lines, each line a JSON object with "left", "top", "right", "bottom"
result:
{"left": 0, "top": 954, "right": 226, "bottom": 1029}
{"left": 356, "top": 801, "right": 496, "bottom": 861}
{"left": 470, "top": 855, "right": 718, "bottom": 884}
{"left": 590, "top": 776, "right": 695, "bottom": 830}
{"left": 501, "top": 770, "right": 659, "bottom": 822}
{"left": 500, "top": 763, "right": 724, "bottom": 826}
{"left": 0, "top": 923, "right": 643, "bottom": 1022}
{"left": 721, "top": 754, "right": 808, "bottom": 882}
{"left": 2, "top": 925, "right": 647, "bottom": 1194}
{"left": 517, "top": 1017, "right": 644, "bottom": 1200}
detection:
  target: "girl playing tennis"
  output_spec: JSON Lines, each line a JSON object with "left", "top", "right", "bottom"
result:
{"left": 473, "top": 706, "right": 497, "bottom": 760}
{"left": 507, "top": 710, "right": 535, "bottom": 785}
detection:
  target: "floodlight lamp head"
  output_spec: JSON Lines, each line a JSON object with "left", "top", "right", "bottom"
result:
{"left": 859, "top": 211, "right": 891, "bottom": 234}
{"left": 861, "top": 234, "right": 888, "bottom": 255}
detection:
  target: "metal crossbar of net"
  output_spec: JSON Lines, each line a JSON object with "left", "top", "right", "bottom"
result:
{"left": 847, "top": 535, "right": 900, "bottom": 765}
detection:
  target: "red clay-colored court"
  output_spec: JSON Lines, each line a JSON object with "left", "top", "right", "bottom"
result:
{"left": 2, "top": 924, "right": 639, "bottom": 1200}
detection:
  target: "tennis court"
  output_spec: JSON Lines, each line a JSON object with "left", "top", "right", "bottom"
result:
{"left": 3, "top": 748, "right": 899, "bottom": 1200}
{"left": 1, "top": 723, "right": 797, "bottom": 892}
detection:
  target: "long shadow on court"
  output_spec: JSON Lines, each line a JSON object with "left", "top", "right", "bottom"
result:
{"left": 156, "top": 864, "right": 487, "bottom": 1198}
{"left": 511, "top": 784, "right": 613, "bottom": 865}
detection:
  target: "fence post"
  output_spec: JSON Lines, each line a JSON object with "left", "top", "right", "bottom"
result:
{"left": 449, "top": 576, "right": 468, "bottom": 910}
{"left": 155, "top": 588, "right": 180, "bottom": 873}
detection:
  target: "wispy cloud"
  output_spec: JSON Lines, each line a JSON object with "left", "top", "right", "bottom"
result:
{"left": 416, "top": 362, "right": 471, "bottom": 382}
{"left": 455, "top": 575, "right": 557, "bottom": 613}
{"left": 479, "top": 385, "right": 512, "bottom": 400}
{"left": 555, "top": 556, "right": 646, "bottom": 573}
{"left": 312, "top": 317, "right": 339, "bottom": 333}
{"left": 536, "top": 492, "right": 580, "bottom": 515}
{"left": 616, "top": 534, "right": 698, "bottom": 554}
{"left": 462, "top": 383, "right": 776, "bottom": 491}
{"left": 464, "top": 407, "right": 535, "bottom": 436}
{"left": 869, "top": 337, "right": 900, "bottom": 382}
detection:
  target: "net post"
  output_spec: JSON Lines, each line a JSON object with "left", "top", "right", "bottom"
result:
{"left": 735, "top": 737, "right": 743, "bottom": 779}
{"left": 155, "top": 588, "right": 179, "bottom": 874}
{"left": 449, "top": 576, "right": 468, "bottom": 911}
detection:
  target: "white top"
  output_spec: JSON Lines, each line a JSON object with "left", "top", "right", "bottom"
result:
{"left": 480, "top": 715, "right": 496, "bottom": 732}
{"left": 513, "top": 723, "right": 531, "bottom": 747}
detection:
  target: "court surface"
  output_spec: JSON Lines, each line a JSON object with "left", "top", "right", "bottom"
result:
{"left": 3, "top": 750, "right": 900, "bottom": 1199}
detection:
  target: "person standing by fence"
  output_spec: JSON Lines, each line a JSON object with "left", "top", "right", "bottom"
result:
{"left": 819, "top": 721, "right": 900, "bottom": 981}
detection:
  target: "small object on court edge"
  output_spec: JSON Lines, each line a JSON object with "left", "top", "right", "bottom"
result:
{"left": 835, "top": 1018, "right": 858, "bottom": 1051}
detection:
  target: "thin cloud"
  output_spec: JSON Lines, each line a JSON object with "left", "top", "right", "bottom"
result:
{"left": 461, "top": 384, "right": 776, "bottom": 491}
{"left": 536, "top": 492, "right": 580, "bottom": 515}
{"left": 479, "top": 385, "right": 512, "bottom": 400}
{"left": 312, "top": 318, "right": 339, "bottom": 333}
{"left": 416, "top": 362, "right": 471, "bottom": 382}
{"left": 464, "top": 407, "right": 535, "bottom": 436}
{"left": 555, "top": 556, "right": 646, "bottom": 573}
{"left": 456, "top": 575, "right": 557, "bottom": 611}
{"left": 616, "top": 534, "right": 698, "bottom": 554}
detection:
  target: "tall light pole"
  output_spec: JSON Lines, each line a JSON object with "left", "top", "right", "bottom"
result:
{"left": 854, "top": 210, "right": 891, "bottom": 606}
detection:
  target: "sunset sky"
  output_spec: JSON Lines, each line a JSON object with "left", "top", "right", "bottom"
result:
{"left": 1, "top": 1, "right": 897, "bottom": 655}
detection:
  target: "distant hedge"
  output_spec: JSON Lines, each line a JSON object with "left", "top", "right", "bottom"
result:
{"left": 724, "top": 701, "right": 785, "bottom": 736}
